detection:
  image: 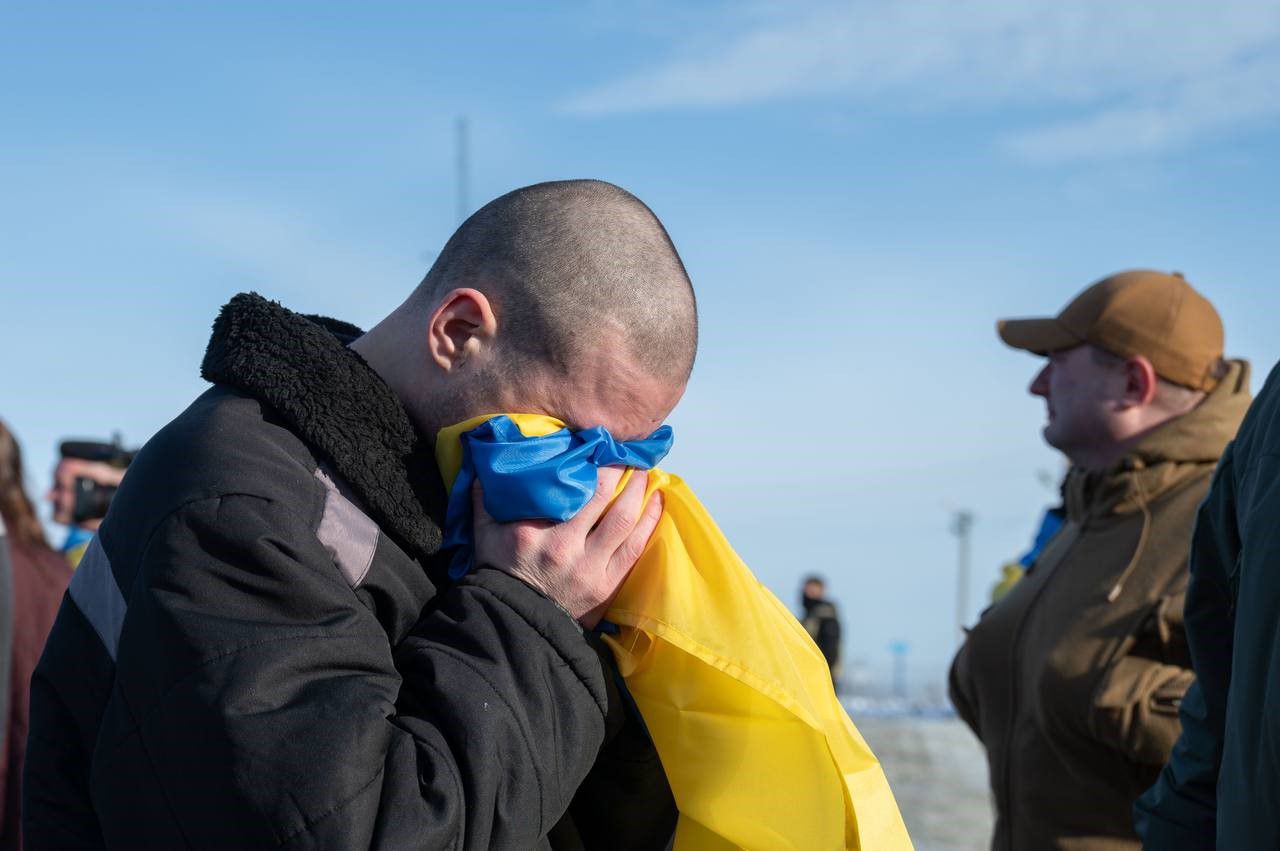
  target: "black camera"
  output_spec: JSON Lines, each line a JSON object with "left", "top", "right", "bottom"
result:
{"left": 59, "top": 434, "right": 136, "bottom": 525}
{"left": 71, "top": 476, "right": 118, "bottom": 524}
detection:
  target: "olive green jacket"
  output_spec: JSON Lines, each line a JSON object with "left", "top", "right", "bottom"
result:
{"left": 949, "top": 361, "right": 1251, "bottom": 850}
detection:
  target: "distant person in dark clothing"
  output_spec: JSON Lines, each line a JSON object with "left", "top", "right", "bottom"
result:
{"left": 0, "top": 421, "right": 71, "bottom": 850}
{"left": 800, "top": 575, "right": 841, "bottom": 680}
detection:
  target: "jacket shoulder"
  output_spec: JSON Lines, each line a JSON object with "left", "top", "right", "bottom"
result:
{"left": 119, "top": 386, "right": 314, "bottom": 522}
{"left": 131, "top": 384, "right": 318, "bottom": 502}
{"left": 100, "top": 385, "right": 326, "bottom": 575}
{"left": 810, "top": 601, "right": 839, "bottom": 619}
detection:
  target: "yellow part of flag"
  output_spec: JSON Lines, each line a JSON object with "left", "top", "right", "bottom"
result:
{"left": 437, "top": 414, "right": 913, "bottom": 851}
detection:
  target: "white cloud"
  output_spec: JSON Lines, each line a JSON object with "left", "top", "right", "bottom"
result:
{"left": 1003, "top": 51, "right": 1280, "bottom": 162}
{"left": 564, "top": 0, "right": 1280, "bottom": 161}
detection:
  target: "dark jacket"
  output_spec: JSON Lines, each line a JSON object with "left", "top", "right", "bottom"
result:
{"left": 24, "top": 294, "right": 674, "bottom": 850}
{"left": 800, "top": 599, "right": 840, "bottom": 672}
{"left": 0, "top": 536, "right": 70, "bottom": 851}
{"left": 1135, "top": 358, "right": 1280, "bottom": 849}
{"left": 949, "top": 361, "right": 1251, "bottom": 851}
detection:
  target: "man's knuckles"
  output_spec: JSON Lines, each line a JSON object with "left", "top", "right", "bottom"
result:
{"left": 540, "top": 535, "right": 579, "bottom": 571}
{"left": 595, "top": 501, "right": 640, "bottom": 543}
{"left": 613, "top": 534, "right": 649, "bottom": 571}
{"left": 510, "top": 523, "right": 543, "bottom": 552}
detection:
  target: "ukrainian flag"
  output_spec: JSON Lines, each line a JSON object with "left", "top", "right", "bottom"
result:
{"left": 438, "top": 414, "right": 912, "bottom": 851}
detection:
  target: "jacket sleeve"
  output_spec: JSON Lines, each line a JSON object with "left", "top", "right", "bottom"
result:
{"left": 93, "top": 493, "right": 608, "bottom": 850}
{"left": 817, "top": 613, "right": 841, "bottom": 667}
{"left": 947, "top": 639, "right": 981, "bottom": 738}
{"left": 553, "top": 638, "right": 678, "bottom": 850}
{"left": 1134, "top": 445, "right": 1240, "bottom": 850}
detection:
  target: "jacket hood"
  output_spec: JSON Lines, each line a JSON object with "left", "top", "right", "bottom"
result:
{"left": 1130, "top": 358, "right": 1252, "bottom": 467}
{"left": 1065, "top": 358, "right": 1251, "bottom": 521}
{"left": 200, "top": 292, "right": 446, "bottom": 559}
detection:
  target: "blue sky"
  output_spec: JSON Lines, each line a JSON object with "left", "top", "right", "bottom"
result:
{"left": 4, "top": 1, "right": 1280, "bottom": 689}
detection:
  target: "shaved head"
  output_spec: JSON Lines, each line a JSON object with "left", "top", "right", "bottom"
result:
{"left": 413, "top": 179, "right": 697, "bottom": 386}
{"left": 354, "top": 180, "right": 697, "bottom": 441}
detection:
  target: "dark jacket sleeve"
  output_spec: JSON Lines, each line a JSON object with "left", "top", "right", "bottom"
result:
{"left": 816, "top": 613, "right": 841, "bottom": 668}
{"left": 76, "top": 494, "right": 608, "bottom": 850}
{"left": 948, "top": 640, "right": 981, "bottom": 738}
{"left": 1135, "top": 445, "right": 1240, "bottom": 849}
{"left": 552, "top": 638, "right": 677, "bottom": 850}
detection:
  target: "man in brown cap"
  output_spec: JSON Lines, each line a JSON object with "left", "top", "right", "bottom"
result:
{"left": 949, "top": 270, "right": 1251, "bottom": 850}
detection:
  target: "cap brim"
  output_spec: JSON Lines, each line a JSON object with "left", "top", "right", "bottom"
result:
{"left": 996, "top": 317, "right": 1083, "bottom": 355}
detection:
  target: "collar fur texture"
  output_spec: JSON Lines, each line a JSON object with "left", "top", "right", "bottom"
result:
{"left": 201, "top": 292, "right": 445, "bottom": 560}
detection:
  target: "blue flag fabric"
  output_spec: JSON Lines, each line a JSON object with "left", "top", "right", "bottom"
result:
{"left": 62, "top": 525, "right": 94, "bottom": 555}
{"left": 1019, "top": 506, "right": 1066, "bottom": 569}
{"left": 441, "top": 415, "right": 674, "bottom": 578}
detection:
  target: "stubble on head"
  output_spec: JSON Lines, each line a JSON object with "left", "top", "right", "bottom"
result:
{"left": 373, "top": 179, "right": 699, "bottom": 441}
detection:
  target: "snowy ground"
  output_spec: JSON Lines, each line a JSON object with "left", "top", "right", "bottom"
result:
{"left": 854, "top": 716, "right": 994, "bottom": 851}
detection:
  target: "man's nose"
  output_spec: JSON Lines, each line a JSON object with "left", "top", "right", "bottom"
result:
{"left": 1029, "top": 363, "right": 1051, "bottom": 397}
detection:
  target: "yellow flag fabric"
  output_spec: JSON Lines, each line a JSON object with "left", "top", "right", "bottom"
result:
{"left": 437, "top": 414, "right": 913, "bottom": 851}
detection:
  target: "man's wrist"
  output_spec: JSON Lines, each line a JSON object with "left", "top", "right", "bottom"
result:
{"left": 473, "top": 565, "right": 584, "bottom": 634}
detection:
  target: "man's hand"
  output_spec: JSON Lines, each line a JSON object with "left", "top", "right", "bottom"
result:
{"left": 473, "top": 467, "right": 663, "bottom": 629}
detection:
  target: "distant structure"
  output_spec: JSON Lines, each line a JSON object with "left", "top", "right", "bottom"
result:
{"left": 951, "top": 510, "right": 975, "bottom": 642}
{"left": 888, "top": 641, "right": 910, "bottom": 699}
{"left": 455, "top": 116, "right": 469, "bottom": 225}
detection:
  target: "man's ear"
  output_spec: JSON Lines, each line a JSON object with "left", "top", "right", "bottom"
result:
{"left": 1122, "top": 355, "right": 1159, "bottom": 407}
{"left": 426, "top": 288, "right": 498, "bottom": 372}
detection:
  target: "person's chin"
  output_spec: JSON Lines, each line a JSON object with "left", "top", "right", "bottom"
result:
{"left": 1041, "top": 423, "right": 1066, "bottom": 452}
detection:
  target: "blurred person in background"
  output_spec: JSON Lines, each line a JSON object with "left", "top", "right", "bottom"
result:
{"left": 799, "top": 574, "right": 841, "bottom": 683}
{"left": 0, "top": 421, "right": 71, "bottom": 850}
{"left": 949, "top": 270, "right": 1250, "bottom": 850}
{"left": 45, "top": 439, "right": 132, "bottom": 567}
{"left": 0, "top": 479, "right": 9, "bottom": 850}
{"left": 1135, "top": 364, "right": 1280, "bottom": 846}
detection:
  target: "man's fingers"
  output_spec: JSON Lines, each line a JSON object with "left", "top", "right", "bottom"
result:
{"left": 587, "top": 470, "right": 650, "bottom": 556}
{"left": 609, "top": 490, "right": 664, "bottom": 580}
{"left": 582, "top": 492, "right": 663, "bottom": 630}
{"left": 569, "top": 465, "right": 627, "bottom": 531}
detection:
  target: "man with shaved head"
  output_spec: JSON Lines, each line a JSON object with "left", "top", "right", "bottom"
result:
{"left": 27, "top": 180, "right": 694, "bottom": 849}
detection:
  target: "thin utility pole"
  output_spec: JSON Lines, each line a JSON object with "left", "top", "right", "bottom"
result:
{"left": 455, "top": 116, "right": 469, "bottom": 226}
{"left": 952, "top": 510, "right": 975, "bottom": 643}
{"left": 888, "top": 641, "right": 909, "bottom": 700}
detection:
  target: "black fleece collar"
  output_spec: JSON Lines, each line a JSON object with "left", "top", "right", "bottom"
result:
{"left": 201, "top": 292, "right": 446, "bottom": 560}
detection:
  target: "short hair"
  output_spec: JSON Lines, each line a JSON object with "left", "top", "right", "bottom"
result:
{"left": 413, "top": 179, "right": 698, "bottom": 385}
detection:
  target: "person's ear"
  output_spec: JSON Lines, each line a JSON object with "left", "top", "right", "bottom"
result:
{"left": 1122, "top": 355, "right": 1159, "bottom": 407}
{"left": 426, "top": 288, "right": 498, "bottom": 372}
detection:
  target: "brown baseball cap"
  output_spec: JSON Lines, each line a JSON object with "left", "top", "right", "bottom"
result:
{"left": 997, "top": 269, "right": 1224, "bottom": 391}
